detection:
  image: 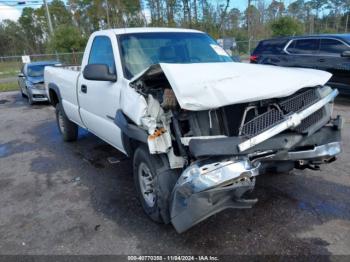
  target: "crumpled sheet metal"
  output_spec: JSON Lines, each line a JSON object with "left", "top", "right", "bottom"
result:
{"left": 140, "top": 95, "right": 173, "bottom": 154}
{"left": 131, "top": 62, "right": 332, "bottom": 111}
{"left": 170, "top": 158, "right": 259, "bottom": 233}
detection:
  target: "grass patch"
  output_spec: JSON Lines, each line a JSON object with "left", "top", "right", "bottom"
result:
{"left": 0, "top": 61, "right": 21, "bottom": 79}
{"left": 0, "top": 71, "right": 19, "bottom": 79}
{"left": 0, "top": 81, "right": 19, "bottom": 92}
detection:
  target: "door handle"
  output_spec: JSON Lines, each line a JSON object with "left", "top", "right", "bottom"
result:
{"left": 318, "top": 58, "right": 325, "bottom": 62}
{"left": 81, "top": 85, "right": 87, "bottom": 93}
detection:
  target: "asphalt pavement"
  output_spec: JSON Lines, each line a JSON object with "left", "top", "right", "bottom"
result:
{"left": 0, "top": 91, "right": 350, "bottom": 255}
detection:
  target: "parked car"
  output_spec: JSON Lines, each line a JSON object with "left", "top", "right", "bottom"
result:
{"left": 250, "top": 34, "right": 350, "bottom": 95}
{"left": 45, "top": 28, "right": 342, "bottom": 233}
{"left": 18, "top": 61, "right": 60, "bottom": 105}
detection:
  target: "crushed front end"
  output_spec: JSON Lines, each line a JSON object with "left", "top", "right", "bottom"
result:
{"left": 170, "top": 85, "right": 342, "bottom": 232}
{"left": 119, "top": 63, "right": 343, "bottom": 233}
{"left": 170, "top": 157, "right": 259, "bottom": 233}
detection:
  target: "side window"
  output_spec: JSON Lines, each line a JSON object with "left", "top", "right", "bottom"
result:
{"left": 320, "top": 39, "right": 350, "bottom": 54}
{"left": 88, "top": 36, "right": 116, "bottom": 74}
{"left": 255, "top": 40, "right": 287, "bottom": 54}
{"left": 287, "top": 39, "right": 320, "bottom": 54}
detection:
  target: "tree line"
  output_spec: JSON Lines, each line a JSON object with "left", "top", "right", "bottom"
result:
{"left": 0, "top": 0, "right": 349, "bottom": 56}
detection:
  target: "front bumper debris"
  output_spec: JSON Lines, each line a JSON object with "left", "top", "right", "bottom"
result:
{"left": 170, "top": 158, "right": 259, "bottom": 233}
{"left": 171, "top": 124, "right": 342, "bottom": 233}
{"left": 274, "top": 142, "right": 341, "bottom": 162}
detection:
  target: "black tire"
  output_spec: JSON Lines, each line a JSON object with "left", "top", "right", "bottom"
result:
{"left": 133, "top": 145, "right": 179, "bottom": 224}
{"left": 55, "top": 102, "right": 78, "bottom": 142}
{"left": 20, "top": 89, "right": 26, "bottom": 98}
{"left": 28, "top": 94, "right": 34, "bottom": 105}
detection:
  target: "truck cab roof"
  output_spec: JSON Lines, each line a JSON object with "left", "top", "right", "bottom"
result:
{"left": 97, "top": 27, "right": 203, "bottom": 35}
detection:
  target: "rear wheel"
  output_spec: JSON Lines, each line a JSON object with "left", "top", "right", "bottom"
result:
{"left": 56, "top": 102, "right": 78, "bottom": 142}
{"left": 133, "top": 145, "right": 179, "bottom": 223}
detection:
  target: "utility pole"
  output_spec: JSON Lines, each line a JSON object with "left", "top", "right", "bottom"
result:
{"left": 43, "top": 0, "right": 54, "bottom": 35}
{"left": 346, "top": 14, "right": 349, "bottom": 33}
{"left": 247, "top": 0, "right": 251, "bottom": 38}
{"left": 106, "top": 0, "right": 111, "bottom": 28}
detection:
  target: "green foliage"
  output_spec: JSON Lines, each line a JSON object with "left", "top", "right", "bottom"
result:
{"left": 0, "top": 20, "right": 26, "bottom": 56}
{"left": 0, "top": 81, "right": 18, "bottom": 92}
{"left": 35, "top": 0, "right": 73, "bottom": 31}
{"left": 18, "top": 7, "right": 45, "bottom": 53}
{"left": 47, "top": 25, "right": 87, "bottom": 52}
{"left": 267, "top": 0, "right": 285, "bottom": 21}
{"left": 0, "top": 0, "right": 350, "bottom": 57}
{"left": 320, "top": 27, "right": 338, "bottom": 33}
{"left": 288, "top": 0, "right": 305, "bottom": 20}
{"left": 270, "top": 16, "right": 303, "bottom": 36}
{"left": 0, "top": 61, "right": 20, "bottom": 79}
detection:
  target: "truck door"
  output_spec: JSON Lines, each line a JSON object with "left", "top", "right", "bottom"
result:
{"left": 77, "top": 35, "right": 125, "bottom": 153}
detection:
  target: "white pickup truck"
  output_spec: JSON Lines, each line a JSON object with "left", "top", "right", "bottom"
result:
{"left": 45, "top": 28, "right": 343, "bottom": 233}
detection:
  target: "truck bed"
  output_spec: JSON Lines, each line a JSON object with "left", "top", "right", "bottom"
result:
{"left": 58, "top": 65, "right": 81, "bottom": 71}
{"left": 44, "top": 65, "right": 82, "bottom": 126}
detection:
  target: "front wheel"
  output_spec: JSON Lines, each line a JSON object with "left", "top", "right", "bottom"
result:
{"left": 56, "top": 102, "right": 78, "bottom": 142}
{"left": 20, "top": 87, "right": 26, "bottom": 98}
{"left": 133, "top": 145, "right": 179, "bottom": 224}
{"left": 27, "top": 90, "right": 34, "bottom": 105}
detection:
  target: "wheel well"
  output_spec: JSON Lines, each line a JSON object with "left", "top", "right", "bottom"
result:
{"left": 123, "top": 133, "right": 143, "bottom": 158}
{"left": 49, "top": 89, "right": 59, "bottom": 107}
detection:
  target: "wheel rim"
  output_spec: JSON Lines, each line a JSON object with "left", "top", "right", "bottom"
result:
{"left": 58, "top": 111, "right": 65, "bottom": 134}
{"left": 138, "top": 162, "right": 156, "bottom": 207}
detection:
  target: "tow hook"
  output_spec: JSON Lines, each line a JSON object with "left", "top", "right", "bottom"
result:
{"left": 296, "top": 161, "right": 320, "bottom": 170}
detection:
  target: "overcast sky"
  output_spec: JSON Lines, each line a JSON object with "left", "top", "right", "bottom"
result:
{"left": 0, "top": 3, "right": 21, "bottom": 21}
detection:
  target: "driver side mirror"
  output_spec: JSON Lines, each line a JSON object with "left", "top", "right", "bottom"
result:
{"left": 83, "top": 64, "right": 117, "bottom": 82}
{"left": 341, "top": 50, "right": 350, "bottom": 57}
{"left": 18, "top": 73, "right": 24, "bottom": 77}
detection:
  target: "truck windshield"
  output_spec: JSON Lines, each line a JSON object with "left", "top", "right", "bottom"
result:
{"left": 119, "top": 32, "right": 233, "bottom": 79}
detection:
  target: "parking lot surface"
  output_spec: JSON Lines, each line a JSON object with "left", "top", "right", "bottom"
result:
{"left": 0, "top": 91, "right": 350, "bottom": 255}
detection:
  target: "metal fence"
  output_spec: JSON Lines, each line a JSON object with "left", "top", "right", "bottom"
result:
{"left": 233, "top": 39, "right": 260, "bottom": 59}
{"left": 0, "top": 39, "right": 261, "bottom": 78}
{"left": 0, "top": 52, "right": 84, "bottom": 79}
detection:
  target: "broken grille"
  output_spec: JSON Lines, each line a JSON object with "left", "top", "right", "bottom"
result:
{"left": 295, "top": 108, "right": 325, "bottom": 133}
{"left": 279, "top": 89, "right": 319, "bottom": 113}
{"left": 240, "top": 88, "right": 326, "bottom": 138}
{"left": 240, "top": 109, "right": 284, "bottom": 137}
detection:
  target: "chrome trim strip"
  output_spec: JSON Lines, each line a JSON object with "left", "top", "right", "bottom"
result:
{"left": 283, "top": 39, "right": 294, "bottom": 54}
{"left": 180, "top": 135, "right": 227, "bottom": 146}
{"left": 286, "top": 142, "right": 341, "bottom": 160}
{"left": 283, "top": 37, "right": 350, "bottom": 56}
{"left": 238, "top": 89, "right": 339, "bottom": 152}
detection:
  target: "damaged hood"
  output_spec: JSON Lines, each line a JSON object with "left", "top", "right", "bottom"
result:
{"left": 131, "top": 62, "right": 332, "bottom": 111}
{"left": 27, "top": 76, "right": 44, "bottom": 84}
